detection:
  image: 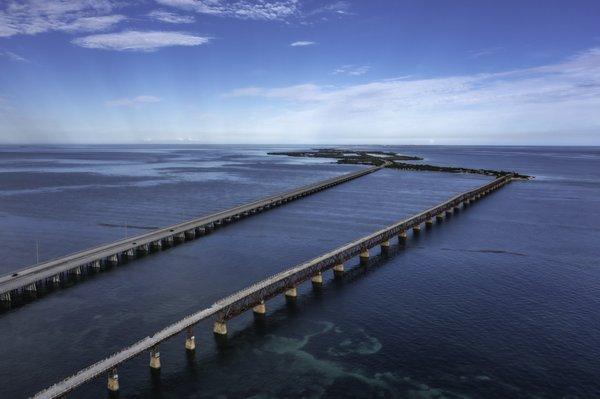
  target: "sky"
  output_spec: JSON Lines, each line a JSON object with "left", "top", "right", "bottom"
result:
{"left": 1, "top": 0, "right": 600, "bottom": 145}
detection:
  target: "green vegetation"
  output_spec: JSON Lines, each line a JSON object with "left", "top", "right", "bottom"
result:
{"left": 268, "top": 149, "right": 531, "bottom": 179}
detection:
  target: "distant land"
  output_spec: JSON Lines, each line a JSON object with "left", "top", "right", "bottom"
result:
{"left": 269, "top": 148, "right": 531, "bottom": 179}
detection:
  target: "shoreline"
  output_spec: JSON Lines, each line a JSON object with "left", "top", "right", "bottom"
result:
{"left": 268, "top": 148, "right": 531, "bottom": 179}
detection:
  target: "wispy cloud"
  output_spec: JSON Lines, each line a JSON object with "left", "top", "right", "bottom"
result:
{"left": 155, "top": 0, "right": 350, "bottom": 22}
{"left": 0, "top": 50, "right": 29, "bottom": 62}
{"left": 0, "top": 0, "right": 125, "bottom": 37}
{"left": 333, "top": 64, "right": 370, "bottom": 76}
{"left": 105, "top": 95, "right": 162, "bottom": 107}
{"left": 73, "top": 30, "right": 210, "bottom": 52}
{"left": 469, "top": 46, "right": 503, "bottom": 59}
{"left": 155, "top": 0, "right": 299, "bottom": 21}
{"left": 290, "top": 40, "right": 315, "bottom": 47}
{"left": 222, "top": 48, "right": 600, "bottom": 143}
{"left": 148, "top": 10, "right": 195, "bottom": 24}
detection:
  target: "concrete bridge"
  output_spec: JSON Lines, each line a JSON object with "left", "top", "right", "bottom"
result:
{"left": 32, "top": 173, "right": 513, "bottom": 399}
{"left": 0, "top": 165, "right": 382, "bottom": 305}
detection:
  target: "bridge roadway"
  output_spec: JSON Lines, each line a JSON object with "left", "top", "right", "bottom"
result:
{"left": 0, "top": 164, "right": 382, "bottom": 300}
{"left": 32, "top": 173, "right": 513, "bottom": 399}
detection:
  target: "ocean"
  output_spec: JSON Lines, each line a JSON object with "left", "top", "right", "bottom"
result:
{"left": 0, "top": 145, "right": 598, "bottom": 398}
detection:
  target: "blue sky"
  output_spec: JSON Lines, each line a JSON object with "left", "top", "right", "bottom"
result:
{"left": 1, "top": 0, "right": 599, "bottom": 145}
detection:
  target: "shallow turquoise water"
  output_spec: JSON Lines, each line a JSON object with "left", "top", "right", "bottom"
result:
{"left": 0, "top": 145, "right": 598, "bottom": 398}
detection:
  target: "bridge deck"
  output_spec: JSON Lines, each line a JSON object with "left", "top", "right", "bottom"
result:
{"left": 0, "top": 165, "right": 381, "bottom": 296}
{"left": 32, "top": 173, "right": 512, "bottom": 399}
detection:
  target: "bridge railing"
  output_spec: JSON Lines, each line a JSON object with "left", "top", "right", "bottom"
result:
{"left": 31, "top": 172, "right": 512, "bottom": 399}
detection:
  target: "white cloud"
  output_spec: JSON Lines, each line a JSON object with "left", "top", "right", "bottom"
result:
{"left": 73, "top": 30, "right": 210, "bottom": 52}
{"left": 469, "top": 47, "right": 503, "bottom": 59}
{"left": 155, "top": 0, "right": 298, "bottom": 21}
{"left": 105, "top": 95, "right": 162, "bottom": 107}
{"left": 220, "top": 48, "right": 600, "bottom": 144}
{"left": 148, "top": 10, "right": 195, "bottom": 24}
{"left": 0, "top": 0, "right": 125, "bottom": 37}
{"left": 333, "top": 65, "right": 370, "bottom": 76}
{"left": 1, "top": 50, "right": 29, "bottom": 62}
{"left": 290, "top": 40, "right": 315, "bottom": 47}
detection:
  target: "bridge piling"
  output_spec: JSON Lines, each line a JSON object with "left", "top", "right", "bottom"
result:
{"left": 436, "top": 213, "right": 444, "bottom": 221}
{"left": 359, "top": 249, "right": 370, "bottom": 262}
{"left": 213, "top": 321, "right": 227, "bottom": 335}
{"left": 380, "top": 240, "right": 390, "bottom": 253}
{"left": 311, "top": 272, "right": 323, "bottom": 286}
{"left": 333, "top": 263, "right": 344, "bottom": 277}
{"left": 253, "top": 300, "right": 266, "bottom": 315}
{"left": 175, "top": 232, "right": 185, "bottom": 243}
{"left": 285, "top": 287, "right": 298, "bottom": 299}
{"left": 149, "top": 346, "right": 161, "bottom": 370}
{"left": 426, "top": 218, "right": 434, "bottom": 227}
{"left": 398, "top": 231, "right": 407, "bottom": 243}
{"left": 412, "top": 224, "right": 421, "bottom": 233}
{"left": 107, "top": 368, "right": 119, "bottom": 393}
{"left": 107, "top": 254, "right": 118, "bottom": 266}
{"left": 185, "top": 327, "right": 196, "bottom": 351}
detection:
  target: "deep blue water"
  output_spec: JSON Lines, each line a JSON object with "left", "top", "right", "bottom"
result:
{"left": 0, "top": 145, "right": 598, "bottom": 398}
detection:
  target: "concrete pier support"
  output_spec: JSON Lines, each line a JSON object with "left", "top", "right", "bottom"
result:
{"left": 380, "top": 240, "right": 390, "bottom": 251}
{"left": 163, "top": 236, "right": 174, "bottom": 246}
{"left": 185, "top": 327, "right": 196, "bottom": 351}
{"left": 25, "top": 283, "right": 37, "bottom": 293}
{"left": 72, "top": 266, "right": 82, "bottom": 277}
{"left": 149, "top": 347, "right": 161, "bottom": 370}
{"left": 425, "top": 218, "right": 433, "bottom": 227}
{"left": 0, "top": 292, "right": 11, "bottom": 302}
{"left": 196, "top": 227, "right": 206, "bottom": 236}
{"left": 107, "top": 254, "right": 118, "bottom": 265}
{"left": 436, "top": 214, "right": 444, "bottom": 221}
{"left": 185, "top": 230, "right": 196, "bottom": 240}
{"left": 333, "top": 263, "right": 344, "bottom": 276}
{"left": 206, "top": 223, "right": 214, "bottom": 231}
{"left": 253, "top": 300, "right": 266, "bottom": 315}
{"left": 52, "top": 275, "right": 61, "bottom": 285}
{"left": 92, "top": 260, "right": 101, "bottom": 270}
{"left": 151, "top": 240, "right": 162, "bottom": 250}
{"left": 285, "top": 287, "right": 298, "bottom": 299}
{"left": 213, "top": 321, "right": 227, "bottom": 335}
{"left": 138, "top": 244, "right": 149, "bottom": 254}
{"left": 175, "top": 232, "right": 185, "bottom": 243}
{"left": 311, "top": 272, "right": 323, "bottom": 285}
{"left": 125, "top": 249, "right": 135, "bottom": 258}
{"left": 359, "top": 249, "right": 370, "bottom": 261}
{"left": 398, "top": 231, "right": 407, "bottom": 243}
{"left": 412, "top": 224, "right": 421, "bottom": 233}
{"left": 107, "top": 368, "right": 119, "bottom": 393}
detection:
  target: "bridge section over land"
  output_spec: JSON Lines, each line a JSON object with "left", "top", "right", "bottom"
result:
{"left": 33, "top": 173, "right": 513, "bottom": 399}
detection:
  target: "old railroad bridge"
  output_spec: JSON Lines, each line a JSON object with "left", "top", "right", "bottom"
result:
{"left": 28, "top": 168, "right": 514, "bottom": 399}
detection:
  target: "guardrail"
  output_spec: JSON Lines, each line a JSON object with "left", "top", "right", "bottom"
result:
{"left": 32, "top": 173, "right": 513, "bottom": 399}
{"left": 1, "top": 164, "right": 382, "bottom": 300}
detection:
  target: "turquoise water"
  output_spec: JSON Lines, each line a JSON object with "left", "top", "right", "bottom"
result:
{"left": 0, "top": 145, "right": 598, "bottom": 398}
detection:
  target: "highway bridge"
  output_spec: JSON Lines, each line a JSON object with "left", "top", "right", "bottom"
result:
{"left": 32, "top": 173, "right": 514, "bottom": 399}
{"left": 0, "top": 164, "right": 382, "bottom": 304}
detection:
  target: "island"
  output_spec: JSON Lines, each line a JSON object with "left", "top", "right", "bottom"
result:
{"left": 268, "top": 148, "right": 531, "bottom": 179}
